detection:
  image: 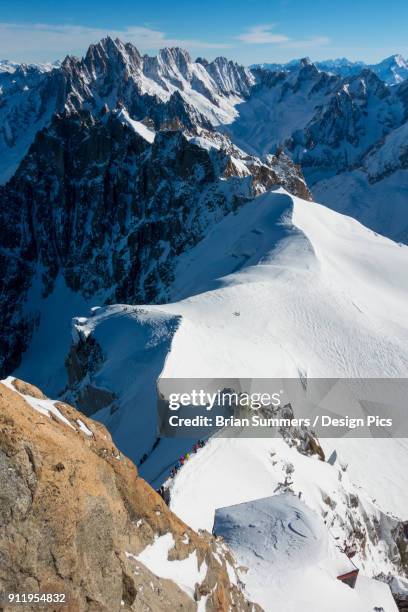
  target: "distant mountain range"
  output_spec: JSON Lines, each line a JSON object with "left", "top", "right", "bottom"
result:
{"left": 252, "top": 53, "right": 408, "bottom": 85}
{"left": 0, "top": 58, "right": 61, "bottom": 74}
{"left": 3, "top": 53, "right": 408, "bottom": 86}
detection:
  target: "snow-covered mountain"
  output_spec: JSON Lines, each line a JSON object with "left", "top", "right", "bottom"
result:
{"left": 237, "top": 60, "right": 406, "bottom": 175}
{"left": 0, "top": 59, "right": 60, "bottom": 74}
{"left": 312, "top": 123, "right": 408, "bottom": 244}
{"left": 229, "top": 60, "right": 408, "bottom": 242}
{"left": 0, "top": 101, "right": 308, "bottom": 380}
{"left": 48, "top": 187, "right": 408, "bottom": 610}
{"left": 0, "top": 37, "right": 253, "bottom": 184}
{"left": 0, "top": 61, "right": 59, "bottom": 184}
{"left": 323, "top": 55, "right": 408, "bottom": 86}
{"left": 1, "top": 38, "right": 408, "bottom": 243}
{"left": 369, "top": 54, "right": 408, "bottom": 85}
{"left": 253, "top": 54, "right": 408, "bottom": 86}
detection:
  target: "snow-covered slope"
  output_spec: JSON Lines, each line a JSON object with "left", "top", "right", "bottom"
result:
{"left": 64, "top": 188, "right": 408, "bottom": 608}
{"left": 162, "top": 189, "right": 408, "bottom": 379}
{"left": 70, "top": 187, "right": 408, "bottom": 451}
{"left": 213, "top": 494, "right": 398, "bottom": 612}
{"left": 313, "top": 168, "right": 408, "bottom": 244}
{"left": 169, "top": 431, "right": 407, "bottom": 610}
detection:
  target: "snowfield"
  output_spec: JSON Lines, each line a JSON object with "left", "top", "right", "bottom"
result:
{"left": 313, "top": 168, "right": 408, "bottom": 244}
{"left": 163, "top": 188, "right": 408, "bottom": 379}
{"left": 213, "top": 493, "right": 398, "bottom": 612}
{"left": 71, "top": 187, "right": 408, "bottom": 480}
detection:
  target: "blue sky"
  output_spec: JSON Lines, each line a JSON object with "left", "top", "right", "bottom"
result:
{"left": 1, "top": 0, "right": 408, "bottom": 65}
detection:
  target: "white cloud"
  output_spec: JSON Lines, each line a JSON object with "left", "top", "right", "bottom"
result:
{"left": 236, "top": 24, "right": 289, "bottom": 44}
{"left": 0, "top": 21, "right": 330, "bottom": 64}
{"left": 236, "top": 24, "right": 329, "bottom": 48}
{"left": 281, "top": 36, "right": 330, "bottom": 49}
{"left": 0, "top": 22, "right": 230, "bottom": 62}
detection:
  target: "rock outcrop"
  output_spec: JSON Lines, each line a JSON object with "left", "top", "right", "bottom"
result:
{"left": 0, "top": 377, "right": 261, "bottom": 611}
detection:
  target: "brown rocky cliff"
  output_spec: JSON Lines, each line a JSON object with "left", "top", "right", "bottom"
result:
{"left": 0, "top": 379, "right": 261, "bottom": 612}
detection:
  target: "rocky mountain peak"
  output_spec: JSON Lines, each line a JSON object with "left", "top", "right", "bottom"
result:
{"left": 346, "top": 68, "right": 389, "bottom": 99}
{"left": 205, "top": 56, "right": 255, "bottom": 96}
{"left": 386, "top": 53, "right": 406, "bottom": 67}
{"left": 0, "top": 36, "right": 260, "bottom": 184}
{"left": 60, "top": 53, "right": 81, "bottom": 71}
{"left": 158, "top": 46, "right": 192, "bottom": 68}
{"left": 296, "top": 57, "right": 320, "bottom": 80}
{"left": 84, "top": 36, "right": 143, "bottom": 76}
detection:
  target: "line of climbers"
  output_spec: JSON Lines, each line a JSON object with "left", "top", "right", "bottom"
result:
{"left": 156, "top": 440, "right": 207, "bottom": 506}
{"left": 170, "top": 439, "right": 207, "bottom": 478}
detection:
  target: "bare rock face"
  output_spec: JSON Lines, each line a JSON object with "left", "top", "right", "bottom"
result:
{"left": 0, "top": 379, "right": 261, "bottom": 612}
